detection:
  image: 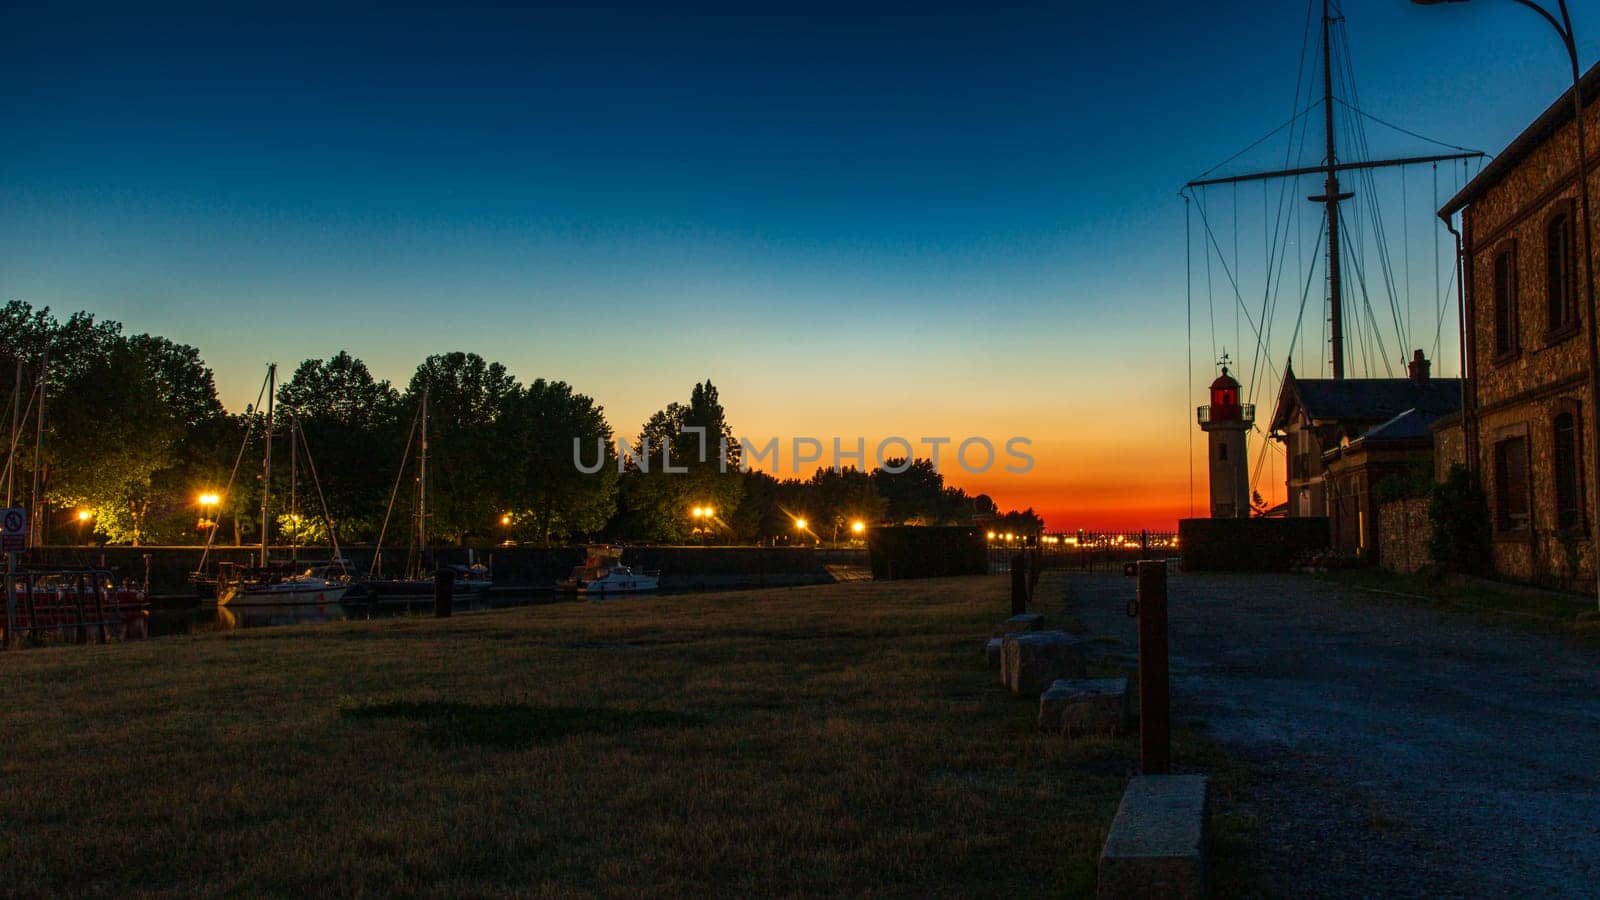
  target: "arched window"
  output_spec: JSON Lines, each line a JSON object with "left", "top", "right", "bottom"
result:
{"left": 1547, "top": 209, "right": 1577, "bottom": 334}
{"left": 1494, "top": 244, "right": 1519, "bottom": 358}
{"left": 1555, "top": 410, "right": 1583, "bottom": 531}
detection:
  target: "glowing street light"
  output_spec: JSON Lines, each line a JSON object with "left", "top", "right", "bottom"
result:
{"left": 500, "top": 513, "right": 512, "bottom": 526}
{"left": 198, "top": 492, "right": 220, "bottom": 508}
{"left": 794, "top": 517, "right": 808, "bottom": 530}
{"left": 850, "top": 520, "right": 865, "bottom": 535}
{"left": 76, "top": 509, "right": 92, "bottom": 522}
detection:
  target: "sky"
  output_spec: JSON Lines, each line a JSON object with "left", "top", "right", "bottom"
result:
{"left": 2, "top": 0, "right": 1595, "bottom": 529}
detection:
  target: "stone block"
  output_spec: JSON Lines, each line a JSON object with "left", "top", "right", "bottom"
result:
{"left": 1038, "top": 677, "right": 1129, "bottom": 736}
{"left": 999, "top": 613, "right": 1045, "bottom": 634}
{"left": 1000, "top": 631, "right": 1087, "bottom": 697}
{"left": 984, "top": 637, "right": 1003, "bottom": 671}
{"left": 1097, "top": 775, "right": 1209, "bottom": 900}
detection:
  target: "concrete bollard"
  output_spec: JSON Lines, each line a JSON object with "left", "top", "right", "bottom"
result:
{"left": 1097, "top": 774, "right": 1209, "bottom": 900}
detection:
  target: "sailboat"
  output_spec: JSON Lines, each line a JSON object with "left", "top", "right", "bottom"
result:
{"left": 209, "top": 364, "right": 350, "bottom": 608}
{"left": 346, "top": 388, "right": 491, "bottom": 607}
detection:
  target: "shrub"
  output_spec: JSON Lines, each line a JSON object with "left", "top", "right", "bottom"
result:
{"left": 1428, "top": 465, "right": 1491, "bottom": 575}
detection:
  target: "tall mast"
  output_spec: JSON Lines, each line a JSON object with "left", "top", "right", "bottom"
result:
{"left": 1183, "top": 2, "right": 1476, "bottom": 383}
{"left": 261, "top": 363, "right": 275, "bottom": 568}
{"left": 28, "top": 349, "right": 46, "bottom": 548}
{"left": 289, "top": 414, "right": 298, "bottom": 565}
{"left": 6, "top": 358, "right": 19, "bottom": 507}
{"left": 1310, "top": 0, "right": 1353, "bottom": 380}
{"left": 417, "top": 387, "right": 428, "bottom": 576}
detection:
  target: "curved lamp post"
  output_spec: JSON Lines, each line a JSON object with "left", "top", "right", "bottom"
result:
{"left": 1416, "top": 0, "right": 1600, "bottom": 608}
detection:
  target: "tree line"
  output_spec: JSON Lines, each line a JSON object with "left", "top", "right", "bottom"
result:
{"left": 1, "top": 301, "right": 1045, "bottom": 547}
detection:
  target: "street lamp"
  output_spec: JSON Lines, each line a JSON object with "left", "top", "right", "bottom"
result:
{"left": 851, "top": 520, "right": 865, "bottom": 536}
{"left": 1415, "top": 0, "right": 1600, "bottom": 607}
{"left": 76, "top": 509, "right": 92, "bottom": 545}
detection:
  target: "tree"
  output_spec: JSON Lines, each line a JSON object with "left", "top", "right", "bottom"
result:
{"left": 496, "top": 379, "right": 618, "bottom": 545}
{"left": 873, "top": 459, "right": 947, "bottom": 524}
{"left": 807, "top": 466, "right": 888, "bottom": 542}
{"left": 277, "top": 352, "right": 403, "bottom": 541}
{"left": 50, "top": 333, "right": 226, "bottom": 545}
{"left": 403, "top": 352, "right": 519, "bottom": 542}
{"left": 617, "top": 380, "right": 743, "bottom": 542}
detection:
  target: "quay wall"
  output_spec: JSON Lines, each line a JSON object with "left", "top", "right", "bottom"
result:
{"left": 18, "top": 545, "right": 868, "bottom": 594}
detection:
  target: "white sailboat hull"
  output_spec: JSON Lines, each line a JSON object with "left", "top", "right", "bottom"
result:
{"left": 218, "top": 579, "right": 348, "bottom": 607}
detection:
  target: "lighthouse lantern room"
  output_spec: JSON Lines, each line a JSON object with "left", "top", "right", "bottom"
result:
{"left": 1196, "top": 358, "right": 1254, "bottom": 518}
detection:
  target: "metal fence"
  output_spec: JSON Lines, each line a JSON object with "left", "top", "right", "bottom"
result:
{"left": 986, "top": 531, "right": 1180, "bottom": 573}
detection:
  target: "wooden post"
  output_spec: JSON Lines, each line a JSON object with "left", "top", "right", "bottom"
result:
{"left": 434, "top": 567, "right": 454, "bottom": 618}
{"left": 1136, "top": 560, "right": 1170, "bottom": 774}
{"left": 1010, "top": 553, "right": 1026, "bottom": 615}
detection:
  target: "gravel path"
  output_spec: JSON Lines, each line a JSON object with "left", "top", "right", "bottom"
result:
{"left": 1060, "top": 571, "right": 1600, "bottom": 897}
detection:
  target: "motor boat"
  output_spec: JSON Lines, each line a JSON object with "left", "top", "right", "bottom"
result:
{"left": 558, "top": 547, "right": 659, "bottom": 594}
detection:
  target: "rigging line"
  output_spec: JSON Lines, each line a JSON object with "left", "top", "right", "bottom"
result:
{"left": 1243, "top": 0, "right": 1318, "bottom": 394}
{"left": 1234, "top": 181, "right": 1240, "bottom": 372}
{"left": 1434, "top": 224, "right": 1461, "bottom": 364}
{"left": 1342, "top": 218, "right": 1397, "bottom": 376}
{"left": 1193, "top": 197, "right": 1283, "bottom": 391}
{"left": 1285, "top": 217, "right": 1329, "bottom": 363}
{"left": 197, "top": 368, "right": 271, "bottom": 574}
{"left": 1334, "top": 26, "right": 1407, "bottom": 363}
{"left": 1403, "top": 166, "right": 1412, "bottom": 355}
{"left": 290, "top": 418, "right": 346, "bottom": 576}
{"left": 0, "top": 381, "right": 40, "bottom": 492}
{"left": 1329, "top": 97, "right": 1483, "bottom": 156}
{"left": 370, "top": 400, "right": 423, "bottom": 579}
{"left": 1440, "top": 159, "right": 1452, "bottom": 344}
{"left": 1198, "top": 189, "right": 1219, "bottom": 362}
{"left": 1186, "top": 194, "right": 1194, "bottom": 520}
{"left": 1188, "top": 101, "right": 1324, "bottom": 185}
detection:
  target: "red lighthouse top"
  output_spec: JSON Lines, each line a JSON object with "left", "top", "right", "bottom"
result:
{"left": 1209, "top": 366, "right": 1241, "bottom": 412}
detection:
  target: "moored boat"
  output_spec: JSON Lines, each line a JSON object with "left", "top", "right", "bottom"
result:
{"left": 558, "top": 547, "right": 659, "bottom": 594}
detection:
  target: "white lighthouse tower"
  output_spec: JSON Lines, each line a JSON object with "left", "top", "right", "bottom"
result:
{"left": 1196, "top": 358, "right": 1253, "bottom": 518}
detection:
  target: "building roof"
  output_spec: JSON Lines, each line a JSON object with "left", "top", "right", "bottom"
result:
{"left": 1357, "top": 408, "right": 1441, "bottom": 444}
{"left": 1269, "top": 371, "right": 1462, "bottom": 434}
{"left": 1440, "top": 59, "right": 1600, "bottom": 218}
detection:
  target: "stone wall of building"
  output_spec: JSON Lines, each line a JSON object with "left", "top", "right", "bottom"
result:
{"left": 1378, "top": 497, "right": 1431, "bottom": 575}
{"left": 1433, "top": 418, "right": 1464, "bottom": 481}
{"left": 1461, "top": 85, "right": 1600, "bottom": 586}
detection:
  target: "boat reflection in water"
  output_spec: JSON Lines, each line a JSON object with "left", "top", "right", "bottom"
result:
{"left": 213, "top": 598, "right": 348, "bottom": 630}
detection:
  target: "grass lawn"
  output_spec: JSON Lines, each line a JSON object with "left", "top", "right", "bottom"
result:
{"left": 1, "top": 576, "right": 1171, "bottom": 896}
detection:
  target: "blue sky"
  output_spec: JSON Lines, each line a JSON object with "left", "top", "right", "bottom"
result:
{"left": 2, "top": 0, "right": 1594, "bottom": 524}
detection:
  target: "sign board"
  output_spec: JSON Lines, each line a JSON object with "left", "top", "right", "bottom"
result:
{"left": 2, "top": 508, "right": 27, "bottom": 552}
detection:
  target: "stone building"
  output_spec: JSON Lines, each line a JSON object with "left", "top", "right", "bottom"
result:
{"left": 1439, "top": 61, "right": 1600, "bottom": 585}
{"left": 1268, "top": 351, "right": 1462, "bottom": 531}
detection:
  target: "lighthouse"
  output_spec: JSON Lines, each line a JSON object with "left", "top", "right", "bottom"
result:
{"left": 1197, "top": 360, "right": 1253, "bottom": 518}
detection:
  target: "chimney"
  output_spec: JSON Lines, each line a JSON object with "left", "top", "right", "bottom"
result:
{"left": 1408, "top": 349, "right": 1430, "bottom": 385}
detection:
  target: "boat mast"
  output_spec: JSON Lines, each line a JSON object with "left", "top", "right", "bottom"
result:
{"left": 1183, "top": 3, "right": 1482, "bottom": 381}
{"left": 1310, "top": 0, "right": 1354, "bottom": 380}
{"left": 28, "top": 349, "right": 46, "bottom": 548}
{"left": 416, "top": 387, "right": 428, "bottom": 579}
{"left": 261, "top": 363, "right": 275, "bottom": 568}
{"left": 6, "top": 358, "right": 19, "bottom": 507}
{"left": 289, "top": 414, "right": 298, "bottom": 565}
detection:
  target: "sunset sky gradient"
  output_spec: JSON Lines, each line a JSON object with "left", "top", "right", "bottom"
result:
{"left": 2, "top": 1, "right": 1595, "bottom": 529}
